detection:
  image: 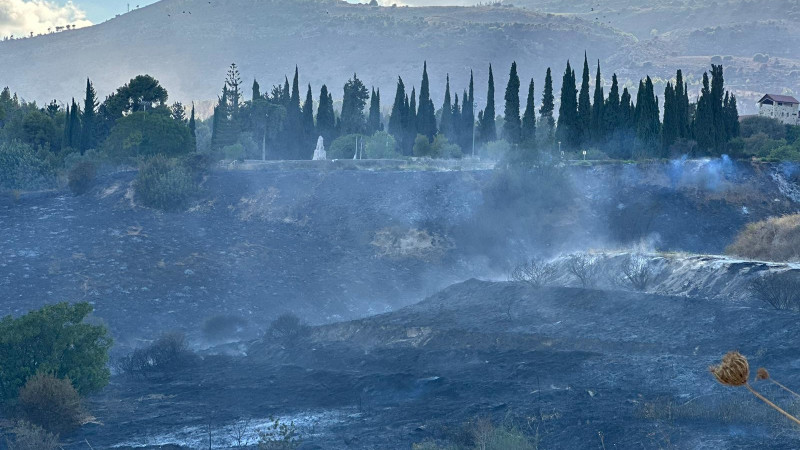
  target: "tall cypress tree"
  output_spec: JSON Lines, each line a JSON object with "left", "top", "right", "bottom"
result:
{"left": 590, "top": 61, "right": 604, "bottom": 143}
{"left": 521, "top": 78, "right": 536, "bottom": 145}
{"left": 577, "top": 54, "right": 592, "bottom": 145}
{"left": 63, "top": 103, "right": 71, "bottom": 150}
{"left": 503, "top": 62, "right": 521, "bottom": 144}
{"left": 417, "top": 62, "right": 437, "bottom": 140}
{"left": 725, "top": 93, "right": 740, "bottom": 140}
{"left": 539, "top": 67, "right": 555, "bottom": 145}
{"left": 252, "top": 79, "right": 261, "bottom": 101}
{"left": 452, "top": 93, "right": 462, "bottom": 147}
{"left": 302, "top": 84, "right": 315, "bottom": 155}
{"left": 189, "top": 102, "right": 196, "bottom": 138}
{"left": 481, "top": 64, "right": 497, "bottom": 142}
{"left": 69, "top": 98, "right": 81, "bottom": 150}
{"left": 620, "top": 87, "right": 633, "bottom": 130}
{"left": 440, "top": 75, "right": 454, "bottom": 140}
{"left": 340, "top": 73, "right": 370, "bottom": 135}
{"left": 604, "top": 73, "right": 620, "bottom": 136}
{"left": 710, "top": 64, "right": 726, "bottom": 153}
{"left": 80, "top": 78, "right": 98, "bottom": 154}
{"left": 694, "top": 72, "right": 715, "bottom": 152}
{"left": 388, "top": 77, "right": 407, "bottom": 142}
{"left": 316, "top": 84, "right": 336, "bottom": 145}
{"left": 557, "top": 61, "right": 579, "bottom": 149}
{"left": 662, "top": 82, "right": 678, "bottom": 154}
{"left": 367, "top": 87, "right": 382, "bottom": 134}
{"left": 634, "top": 76, "right": 660, "bottom": 156}
{"left": 408, "top": 87, "right": 417, "bottom": 144}
{"left": 675, "top": 70, "right": 689, "bottom": 139}
{"left": 461, "top": 71, "right": 475, "bottom": 152}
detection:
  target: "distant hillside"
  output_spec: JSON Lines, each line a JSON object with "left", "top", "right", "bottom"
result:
{"left": 0, "top": 0, "right": 632, "bottom": 106}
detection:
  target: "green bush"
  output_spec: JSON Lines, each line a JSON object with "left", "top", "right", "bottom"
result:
{"left": 413, "top": 134, "right": 433, "bottom": 157}
{"left": 103, "top": 111, "right": 194, "bottom": 160}
{"left": 134, "top": 155, "right": 198, "bottom": 211}
{"left": 739, "top": 116, "right": 785, "bottom": 139}
{"left": 17, "top": 374, "right": 84, "bottom": 435}
{"left": 768, "top": 145, "right": 800, "bottom": 161}
{"left": 67, "top": 161, "right": 97, "bottom": 195}
{"left": 364, "top": 131, "right": 401, "bottom": 159}
{"left": 4, "top": 421, "right": 60, "bottom": 450}
{"left": 431, "top": 134, "right": 462, "bottom": 159}
{"left": 328, "top": 134, "right": 364, "bottom": 159}
{"left": 0, "top": 302, "right": 111, "bottom": 404}
{"left": 0, "top": 141, "right": 56, "bottom": 191}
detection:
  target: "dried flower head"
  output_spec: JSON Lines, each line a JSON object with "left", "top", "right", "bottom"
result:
{"left": 757, "top": 368, "right": 770, "bottom": 381}
{"left": 710, "top": 351, "right": 750, "bottom": 387}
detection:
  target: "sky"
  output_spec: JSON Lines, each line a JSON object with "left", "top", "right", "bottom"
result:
{"left": 0, "top": 0, "right": 157, "bottom": 37}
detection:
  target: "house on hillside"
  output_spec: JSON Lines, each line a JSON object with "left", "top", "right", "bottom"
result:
{"left": 757, "top": 94, "right": 800, "bottom": 125}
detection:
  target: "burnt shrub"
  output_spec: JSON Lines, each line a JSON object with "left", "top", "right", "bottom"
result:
{"left": 117, "top": 332, "right": 197, "bottom": 377}
{"left": 4, "top": 421, "right": 60, "bottom": 450}
{"left": 67, "top": 161, "right": 96, "bottom": 196}
{"left": 267, "top": 314, "right": 310, "bottom": 344}
{"left": 17, "top": 374, "right": 84, "bottom": 435}
{"left": 750, "top": 272, "right": 800, "bottom": 311}
{"left": 509, "top": 258, "right": 558, "bottom": 288}
{"left": 202, "top": 315, "right": 248, "bottom": 342}
{"left": 616, "top": 253, "right": 652, "bottom": 291}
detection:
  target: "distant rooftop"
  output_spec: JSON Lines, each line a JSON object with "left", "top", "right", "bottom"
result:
{"left": 758, "top": 94, "right": 800, "bottom": 105}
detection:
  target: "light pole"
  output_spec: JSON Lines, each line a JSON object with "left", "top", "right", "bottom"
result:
{"left": 472, "top": 101, "right": 477, "bottom": 158}
{"left": 262, "top": 112, "right": 268, "bottom": 161}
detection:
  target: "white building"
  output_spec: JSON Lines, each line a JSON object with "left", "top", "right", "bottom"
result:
{"left": 757, "top": 94, "right": 800, "bottom": 125}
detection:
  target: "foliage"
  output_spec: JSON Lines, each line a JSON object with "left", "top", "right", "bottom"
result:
{"left": 134, "top": 155, "right": 198, "bottom": 211}
{"left": 739, "top": 116, "right": 785, "bottom": 140}
{"left": 749, "top": 272, "right": 800, "bottom": 311}
{"left": 67, "top": 160, "right": 96, "bottom": 195}
{"left": 364, "top": 131, "right": 400, "bottom": 159}
{"left": 0, "top": 302, "right": 111, "bottom": 403}
{"left": 0, "top": 141, "right": 56, "bottom": 191}
{"left": 257, "top": 417, "right": 301, "bottom": 449}
{"left": 116, "top": 332, "right": 196, "bottom": 377}
{"left": 267, "top": 313, "right": 309, "bottom": 344}
{"left": 17, "top": 374, "right": 84, "bottom": 434}
{"left": 726, "top": 214, "right": 800, "bottom": 262}
{"left": 103, "top": 111, "right": 194, "bottom": 159}
{"left": 329, "top": 134, "right": 365, "bottom": 159}
{"left": 4, "top": 421, "right": 60, "bottom": 450}
{"left": 510, "top": 258, "right": 558, "bottom": 287}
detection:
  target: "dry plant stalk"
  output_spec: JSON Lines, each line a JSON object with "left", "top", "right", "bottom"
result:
{"left": 757, "top": 367, "right": 800, "bottom": 401}
{"left": 710, "top": 352, "right": 800, "bottom": 427}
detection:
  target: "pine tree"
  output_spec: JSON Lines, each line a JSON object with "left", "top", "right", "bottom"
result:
{"left": 171, "top": 102, "right": 187, "bottom": 123}
{"left": 590, "top": 60, "right": 604, "bottom": 143}
{"left": 302, "top": 84, "right": 315, "bottom": 156}
{"left": 440, "top": 75, "right": 454, "bottom": 140}
{"left": 340, "top": 73, "right": 370, "bottom": 135}
{"left": 539, "top": 67, "right": 555, "bottom": 145}
{"left": 577, "top": 54, "right": 592, "bottom": 145}
{"left": 316, "top": 84, "right": 336, "bottom": 144}
{"left": 189, "top": 103, "right": 196, "bottom": 138}
{"left": 252, "top": 79, "right": 261, "bottom": 101}
{"left": 481, "top": 64, "right": 497, "bottom": 142}
{"left": 557, "top": 61, "right": 579, "bottom": 149}
{"left": 388, "top": 77, "right": 407, "bottom": 142}
{"left": 662, "top": 82, "right": 678, "bottom": 154}
{"left": 367, "top": 87, "right": 382, "bottom": 134}
{"left": 416, "top": 62, "right": 437, "bottom": 140}
{"left": 80, "top": 78, "right": 98, "bottom": 154}
{"left": 503, "top": 62, "right": 521, "bottom": 144}
{"left": 521, "top": 78, "right": 536, "bottom": 145}
{"left": 226, "top": 63, "right": 243, "bottom": 124}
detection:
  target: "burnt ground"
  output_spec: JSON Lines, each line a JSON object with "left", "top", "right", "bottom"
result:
{"left": 1, "top": 160, "right": 799, "bottom": 448}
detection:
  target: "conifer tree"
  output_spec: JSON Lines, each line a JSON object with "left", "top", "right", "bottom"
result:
{"left": 407, "top": 87, "right": 418, "bottom": 149}
{"left": 189, "top": 103, "right": 196, "bottom": 138}
{"left": 557, "top": 61, "right": 579, "bottom": 148}
{"left": 725, "top": 93, "right": 740, "bottom": 140}
{"left": 302, "top": 84, "right": 315, "bottom": 154}
{"left": 367, "top": 87, "right": 382, "bottom": 134}
{"left": 693, "top": 72, "right": 715, "bottom": 152}
{"left": 634, "top": 76, "right": 660, "bottom": 155}
{"left": 674, "top": 70, "right": 689, "bottom": 139}
{"left": 282, "top": 76, "right": 291, "bottom": 106}
{"left": 452, "top": 93, "right": 462, "bottom": 146}
{"left": 577, "top": 54, "right": 592, "bottom": 144}
{"left": 340, "top": 73, "right": 369, "bottom": 135}
{"left": 416, "top": 62, "right": 437, "bottom": 140}
{"left": 503, "top": 62, "right": 521, "bottom": 144}
{"left": 252, "top": 79, "right": 261, "bottom": 101}
{"left": 388, "top": 77, "right": 407, "bottom": 142}
{"left": 710, "top": 64, "right": 727, "bottom": 153}
{"left": 226, "top": 63, "right": 243, "bottom": 124}
{"left": 481, "top": 64, "right": 496, "bottom": 142}
{"left": 316, "top": 84, "right": 336, "bottom": 144}
{"left": 662, "top": 82, "right": 678, "bottom": 153}
{"left": 620, "top": 87, "right": 633, "bottom": 129}
{"left": 80, "top": 78, "right": 98, "bottom": 154}
{"left": 539, "top": 67, "right": 555, "bottom": 145}
{"left": 521, "top": 78, "right": 536, "bottom": 145}
{"left": 461, "top": 71, "right": 475, "bottom": 152}
{"left": 63, "top": 103, "right": 71, "bottom": 150}
{"left": 604, "top": 73, "right": 620, "bottom": 136}
{"left": 69, "top": 98, "right": 81, "bottom": 150}
{"left": 440, "top": 75, "right": 454, "bottom": 140}
{"left": 171, "top": 102, "right": 187, "bottom": 123}
{"left": 590, "top": 61, "right": 604, "bottom": 143}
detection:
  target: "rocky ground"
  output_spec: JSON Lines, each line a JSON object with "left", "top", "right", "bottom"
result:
{"left": 1, "top": 160, "right": 800, "bottom": 448}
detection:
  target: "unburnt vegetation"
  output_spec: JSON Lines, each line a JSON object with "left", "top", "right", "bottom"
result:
{"left": 727, "top": 213, "right": 800, "bottom": 262}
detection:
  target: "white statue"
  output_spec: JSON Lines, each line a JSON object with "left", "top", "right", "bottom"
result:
{"left": 312, "top": 136, "right": 326, "bottom": 160}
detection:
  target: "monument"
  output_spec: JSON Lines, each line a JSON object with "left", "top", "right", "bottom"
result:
{"left": 312, "top": 136, "right": 326, "bottom": 160}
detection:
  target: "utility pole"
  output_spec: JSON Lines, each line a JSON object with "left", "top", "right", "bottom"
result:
{"left": 472, "top": 101, "right": 477, "bottom": 158}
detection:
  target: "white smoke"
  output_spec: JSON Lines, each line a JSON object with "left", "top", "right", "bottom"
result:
{"left": 0, "top": 0, "right": 91, "bottom": 38}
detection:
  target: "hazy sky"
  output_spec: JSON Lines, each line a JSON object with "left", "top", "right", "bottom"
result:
{"left": 67, "top": 0, "right": 158, "bottom": 23}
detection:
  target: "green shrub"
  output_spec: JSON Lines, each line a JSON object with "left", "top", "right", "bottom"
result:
{"left": 257, "top": 417, "right": 301, "bottom": 449}
{"left": 739, "top": 116, "right": 785, "bottom": 139}
{"left": 4, "top": 421, "right": 60, "bottom": 450}
{"left": 431, "top": 134, "right": 462, "bottom": 159}
{"left": 67, "top": 161, "right": 97, "bottom": 195}
{"left": 329, "top": 134, "right": 365, "bottom": 159}
{"left": 0, "top": 302, "right": 111, "bottom": 404}
{"left": 17, "top": 374, "right": 84, "bottom": 435}
{"left": 364, "top": 131, "right": 401, "bottom": 159}
{"left": 103, "top": 111, "right": 194, "bottom": 159}
{"left": 0, "top": 141, "right": 56, "bottom": 191}
{"left": 768, "top": 145, "right": 800, "bottom": 161}
{"left": 413, "top": 134, "right": 433, "bottom": 157}
{"left": 134, "top": 155, "right": 198, "bottom": 211}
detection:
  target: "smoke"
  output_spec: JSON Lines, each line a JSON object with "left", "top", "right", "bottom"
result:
{"left": 0, "top": 0, "right": 91, "bottom": 37}
{"left": 667, "top": 154, "right": 736, "bottom": 191}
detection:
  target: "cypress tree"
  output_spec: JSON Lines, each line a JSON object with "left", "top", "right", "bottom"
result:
{"left": 340, "top": 73, "right": 370, "bottom": 135}
{"left": 452, "top": 93, "right": 462, "bottom": 146}
{"left": 302, "top": 84, "right": 315, "bottom": 154}
{"left": 590, "top": 60, "right": 604, "bottom": 143}
{"left": 461, "top": 71, "right": 475, "bottom": 152}
{"left": 710, "top": 64, "right": 727, "bottom": 153}
{"left": 189, "top": 102, "right": 196, "bottom": 138}
{"left": 521, "top": 78, "right": 536, "bottom": 145}
{"left": 407, "top": 87, "right": 417, "bottom": 147}
{"left": 63, "top": 103, "right": 71, "bottom": 150}
{"left": 620, "top": 87, "right": 633, "bottom": 129}
{"left": 604, "top": 73, "right": 620, "bottom": 136}
{"left": 417, "top": 62, "right": 437, "bottom": 140}
{"left": 69, "top": 98, "right": 81, "bottom": 150}
{"left": 662, "top": 82, "right": 678, "bottom": 154}
{"left": 674, "top": 70, "right": 689, "bottom": 139}
{"left": 316, "top": 84, "right": 336, "bottom": 144}
{"left": 481, "top": 64, "right": 496, "bottom": 142}
{"left": 577, "top": 54, "right": 592, "bottom": 144}
{"left": 367, "top": 87, "right": 382, "bottom": 134}
{"left": 253, "top": 79, "right": 261, "bottom": 101}
{"left": 726, "top": 93, "right": 740, "bottom": 140}
{"left": 80, "top": 78, "right": 98, "bottom": 154}
{"left": 694, "top": 72, "right": 715, "bottom": 152}
{"left": 634, "top": 76, "right": 660, "bottom": 155}
{"left": 539, "top": 67, "right": 555, "bottom": 145}
{"left": 282, "top": 76, "right": 291, "bottom": 106}
{"left": 557, "top": 61, "right": 579, "bottom": 149}
{"left": 503, "top": 62, "right": 521, "bottom": 144}
{"left": 440, "top": 75, "right": 454, "bottom": 140}
{"left": 388, "top": 77, "right": 407, "bottom": 141}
